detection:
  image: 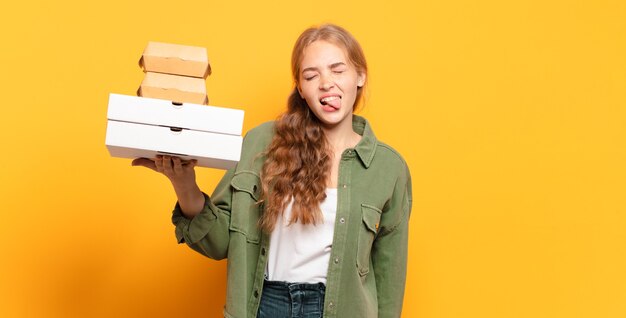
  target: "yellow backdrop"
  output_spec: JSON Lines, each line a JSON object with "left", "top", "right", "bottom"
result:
{"left": 1, "top": 0, "right": 624, "bottom": 317}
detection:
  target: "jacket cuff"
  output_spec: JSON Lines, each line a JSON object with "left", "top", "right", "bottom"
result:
{"left": 171, "top": 192, "right": 216, "bottom": 244}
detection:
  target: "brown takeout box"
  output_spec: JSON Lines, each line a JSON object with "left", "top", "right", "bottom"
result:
{"left": 137, "top": 72, "right": 208, "bottom": 105}
{"left": 139, "top": 41, "right": 212, "bottom": 78}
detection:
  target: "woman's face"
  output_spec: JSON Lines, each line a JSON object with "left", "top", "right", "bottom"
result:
{"left": 297, "top": 40, "right": 365, "bottom": 129}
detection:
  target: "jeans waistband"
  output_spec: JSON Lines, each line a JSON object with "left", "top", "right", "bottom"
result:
{"left": 263, "top": 279, "right": 326, "bottom": 292}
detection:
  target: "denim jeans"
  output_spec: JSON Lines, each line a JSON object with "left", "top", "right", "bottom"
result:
{"left": 257, "top": 280, "right": 326, "bottom": 318}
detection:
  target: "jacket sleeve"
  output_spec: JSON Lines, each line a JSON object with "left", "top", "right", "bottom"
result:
{"left": 171, "top": 167, "right": 235, "bottom": 260}
{"left": 371, "top": 164, "right": 413, "bottom": 318}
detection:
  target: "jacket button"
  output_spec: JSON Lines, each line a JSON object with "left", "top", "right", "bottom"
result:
{"left": 328, "top": 301, "right": 335, "bottom": 309}
{"left": 339, "top": 217, "right": 345, "bottom": 224}
{"left": 254, "top": 290, "right": 259, "bottom": 298}
{"left": 334, "top": 257, "right": 340, "bottom": 264}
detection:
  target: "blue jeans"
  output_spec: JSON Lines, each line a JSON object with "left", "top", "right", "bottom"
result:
{"left": 257, "top": 280, "right": 326, "bottom": 318}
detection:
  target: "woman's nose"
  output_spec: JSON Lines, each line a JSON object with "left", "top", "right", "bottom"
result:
{"left": 319, "top": 75, "right": 334, "bottom": 90}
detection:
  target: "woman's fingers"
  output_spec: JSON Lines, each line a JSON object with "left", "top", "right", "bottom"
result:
{"left": 154, "top": 155, "right": 164, "bottom": 173}
{"left": 161, "top": 155, "right": 175, "bottom": 176}
{"left": 172, "top": 157, "right": 184, "bottom": 174}
{"left": 181, "top": 159, "right": 197, "bottom": 173}
{"left": 134, "top": 155, "right": 194, "bottom": 182}
{"left": 131, "top": 158, "right": 157, "bottom": 171}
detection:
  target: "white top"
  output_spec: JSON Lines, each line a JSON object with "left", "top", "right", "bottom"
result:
{"left": 265, "top": 188, "right": 338, "bottom": 284}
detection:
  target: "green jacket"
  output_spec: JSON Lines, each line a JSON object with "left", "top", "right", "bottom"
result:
{"left": 172, "top": 115, "right": 412, "bottom": 318}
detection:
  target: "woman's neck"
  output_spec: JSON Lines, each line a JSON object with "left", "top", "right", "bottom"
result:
{"left": 322, "top": 115, "right": 361, "bottom": 153}
{"left": 322, "top": 115, "right": 361, "bottom": 189}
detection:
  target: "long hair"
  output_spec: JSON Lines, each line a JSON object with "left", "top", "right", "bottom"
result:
{"left": 258, "top": 24, "right": 368, "bottom": 233}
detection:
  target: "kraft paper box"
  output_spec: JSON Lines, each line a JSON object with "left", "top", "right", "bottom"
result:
{"left": 138, "top": 72, "right": 208, "bottom": 105}
{"left": 105, "top": 93, "right": 244, "bottom": 170}
{"left": 139, "top": 41, "right": 212, "bottom": 78}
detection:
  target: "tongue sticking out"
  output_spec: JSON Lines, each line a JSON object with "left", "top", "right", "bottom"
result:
{"left": 321, "top": 97, "right": 341, "bottom": 110}
{"left": 326, "top": 98, "right": 341, "bottom": 109}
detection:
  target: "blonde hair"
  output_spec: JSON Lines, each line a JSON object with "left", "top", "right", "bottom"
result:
{"left": 259, "top": 24, "right": 369, "bottom": 232}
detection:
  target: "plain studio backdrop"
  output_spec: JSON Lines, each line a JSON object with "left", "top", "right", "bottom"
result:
{"left": 0, "top": 0, "right": 624, "bottom": 317}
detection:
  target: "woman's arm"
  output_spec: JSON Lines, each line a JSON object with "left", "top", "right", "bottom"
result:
{"left": 133, "top": 155, "right": 233, "bottom": 260}
{"left": 132, "top": 155, "right": 204, "bottom": 217}
{"left": 372, "top": 165, "right": 413, "bottom": 318}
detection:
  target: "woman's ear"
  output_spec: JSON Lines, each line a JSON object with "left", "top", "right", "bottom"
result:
{"left": 357, "top": 72, "right": 366, "bottom": 88}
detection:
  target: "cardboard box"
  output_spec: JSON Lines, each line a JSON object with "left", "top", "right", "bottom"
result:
{"left": 105, "top": 93, "right": 244, "bottom": 170}
{"left": 139, "top": 41, "right": 212, "bottom": 78}
{"left": 138, "top": 72, "right": 208, "bottom": 105}
{"left": 106, "top": 121, "right": 242, "bottom": 170}
{"left": 108, "top": 93, "right": 243, "bottom": 135}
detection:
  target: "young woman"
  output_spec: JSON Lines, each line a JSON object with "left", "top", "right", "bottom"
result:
{"left": 133, "top": 24, "right": 412, "bottom": 318}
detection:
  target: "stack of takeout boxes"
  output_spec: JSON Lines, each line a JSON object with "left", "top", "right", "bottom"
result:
{"left": 105, "top": 42, "right": 244, "bottom": 170}
{"left": 137, "top": 41, "right": 211, "bottom": 105}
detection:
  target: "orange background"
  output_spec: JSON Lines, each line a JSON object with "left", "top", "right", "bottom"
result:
{"left": 1, "top": 0, "right": 625, "bottom": 317}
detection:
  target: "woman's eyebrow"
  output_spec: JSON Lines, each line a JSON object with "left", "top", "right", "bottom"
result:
{"left": 302, "top": 66, "right": 318, "bottom": 73}
{"left": 302, "top": 62, "right": 347, "bottom": 73}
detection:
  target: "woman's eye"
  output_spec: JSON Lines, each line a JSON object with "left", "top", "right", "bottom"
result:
{"left": 333, "top": 70, "right": 344, "bottom": 74}
{"left": 304, "top": 75, "right": 317, "bottom": 81}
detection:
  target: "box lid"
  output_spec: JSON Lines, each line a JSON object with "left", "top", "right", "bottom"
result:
{"left": 139, "top": 41, "right": 212, "bottom": 78}
{"left": 138, "top": 72, "right": 208, "bottom": 105}
{"left": 107, "top": 93, "right": 243, "bottom": 136}
{"left": 141, "top": 72, "right": 206, "bottom": 93}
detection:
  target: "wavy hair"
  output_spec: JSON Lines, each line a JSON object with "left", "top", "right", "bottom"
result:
{"left": 258, "top": 24, "right": 368, "bottom": 233}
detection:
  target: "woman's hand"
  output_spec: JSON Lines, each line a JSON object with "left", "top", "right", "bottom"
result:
{"left": 132, "top": 155, "right": 205, "bottom": 218}
{"left": 132, "top": 155, "right": 196, "bottom": 187}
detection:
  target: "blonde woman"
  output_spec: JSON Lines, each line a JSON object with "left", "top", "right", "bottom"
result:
{"left": 134, "top": 24, "right": 412, "bottom": 318}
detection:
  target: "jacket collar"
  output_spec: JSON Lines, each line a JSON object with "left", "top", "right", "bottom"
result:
{"left": 352, "top": 115, "right": 377, "bottom": 169}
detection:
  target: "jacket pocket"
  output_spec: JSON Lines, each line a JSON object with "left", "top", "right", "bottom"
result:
{"left": 229, "top": 171, "right": 262, "bottom": 244}
{"left": 357, "top": 203, "right": 382, "bottom": 276}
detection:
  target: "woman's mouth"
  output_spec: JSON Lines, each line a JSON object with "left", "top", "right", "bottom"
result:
{"left": 320, "top": 96, "right": 341, "bottom": 110}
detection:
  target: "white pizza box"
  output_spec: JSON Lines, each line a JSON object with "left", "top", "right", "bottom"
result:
{"left": 105, "top": 120, "right": 242, "bottom": 170}
{"left": 107, "top": 93, "right": 243, "bottom": 136}
{"left": 105, "top": 93, "right": 244, "bottom": 170}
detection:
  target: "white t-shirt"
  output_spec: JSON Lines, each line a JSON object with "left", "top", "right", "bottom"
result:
{"left": 265, "top": 188, "right": 338, "bottom": 284}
